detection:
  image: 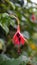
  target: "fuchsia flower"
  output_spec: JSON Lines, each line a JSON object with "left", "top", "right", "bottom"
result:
{"left": 12, "top": 25, "right": 26, "bottom": 47}
{"left": 31, "top": 13, "right": 36, "bottom": 21}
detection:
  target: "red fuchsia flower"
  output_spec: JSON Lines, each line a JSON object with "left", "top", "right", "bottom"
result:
{"left": 12, "top": 25, "right": 26, "bottom": 47}
{"left": 31, "top": 13, "right": 36, "bottom": 21}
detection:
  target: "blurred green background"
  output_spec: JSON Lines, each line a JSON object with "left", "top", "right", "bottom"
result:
{"left": 0, "top": 0, "right": 37, "bottom": 65}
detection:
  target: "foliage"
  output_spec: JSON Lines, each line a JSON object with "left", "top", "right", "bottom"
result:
{"left": 0, "top": 0, "right": 37, "bottom": 65}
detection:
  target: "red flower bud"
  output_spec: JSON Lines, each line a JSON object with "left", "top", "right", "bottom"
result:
{"left": 31, "top": 14, "right": 36, "bottom": 21}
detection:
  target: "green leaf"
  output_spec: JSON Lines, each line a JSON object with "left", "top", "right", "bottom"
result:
{"left": 0, "top": 23, "right": 9, "bottom": 34}
{"left": 5, "top": 0, "right": 15, "bottom": 10}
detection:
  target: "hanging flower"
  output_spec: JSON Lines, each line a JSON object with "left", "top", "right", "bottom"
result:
{"left": 30, "top": 13, "right": 36, "bottom": 23}
{"left": 12, "top": 25, "right": 25, "bottom": 47}
{"left": 31, "top": 14, "right": 36, "bottom": 21}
